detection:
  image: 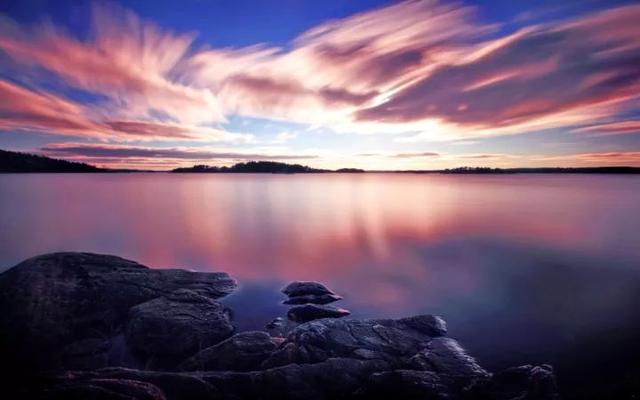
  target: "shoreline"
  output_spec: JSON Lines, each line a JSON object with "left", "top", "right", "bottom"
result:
{"left": 1, "top": 252, "right": 561, "bottom": 400}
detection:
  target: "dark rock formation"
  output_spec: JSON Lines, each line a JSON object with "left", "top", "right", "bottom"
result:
{"left": 265, "top": 317, "right": 286, "bottom": 337}
{"left": 262, "top": 314, "right": 455, "bottom": 369}
{"left": 125, "top": 289, "right": 234, "bottom": 367}
{"left": 287, "top": 304, "right": 351, "bottom": 323}
{"left": 43, "top": 375, "right": 167, "bottom": 400}
{"left": 0, "top": 252, "right": 237, "bottom": 371}
{"left": 40, "top": 360, "right": 559, "bottom": 400}
{"left": 178, "top": 331, "right": 277, "bottom": 372}
{"left": 265, "top": 317, "right": 284, "bottom": 330}
{"left": 282, "top": 281, "right": 336, "bottom": 297}
{"left": 1, "top": 252, "right": 560, "bottom": 400}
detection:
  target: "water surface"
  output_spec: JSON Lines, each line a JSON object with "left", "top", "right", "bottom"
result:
{"left": 1, "top": 173, "right": 639, "bottom": 392}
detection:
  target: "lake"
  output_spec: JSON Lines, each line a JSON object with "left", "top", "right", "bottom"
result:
{"left": 1, "top": 173, "right": 639, "bottom": 394}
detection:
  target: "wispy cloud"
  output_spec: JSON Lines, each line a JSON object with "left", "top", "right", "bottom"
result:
{"left": 41, "top": 143, "right": 317, "bottom": 162}
{"left": 0, "top": 0, "right": 639, "bottom": 164}
{"left": 538, "top": 151, "right": 640, "bottom": 166}
{"left": 356, "top": 5, "right": 640, "bottom": 136}
{"left": 574, "top": 121, "right": 640, "bottom": 135}
{"left": 392, "top": 152, "right": 441, "bottom": 158}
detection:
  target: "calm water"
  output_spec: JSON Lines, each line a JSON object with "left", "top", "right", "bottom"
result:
{"left": 1, "top": 173, "right": 639, "bottom": 390}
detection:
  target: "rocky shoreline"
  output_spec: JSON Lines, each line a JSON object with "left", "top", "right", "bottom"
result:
{"left": 0, "top": 253, "right": 559, "bottom": 399}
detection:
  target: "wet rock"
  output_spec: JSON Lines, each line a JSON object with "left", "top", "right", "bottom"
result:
{"left": 265, "top": 317, "right": 284, "bottom": 330}
{"left": 43, "top": 360, "right": 560, "bottom": 400}
{"left": 44, "top": 377, "right": 166, "bottom": 400}
{"left": 45, "top": 368, "right": 217, "bottom": 400}
{"left": 283, "top": 293, "right": 343, "bottom": 305}
{"left": 49, "top": 358, "right": 390, "bottom": 400}
{"left": 408, "top": 337, "right": 489, "bottom": 380}
{"left": 60, "top": 338, "right": 111, "bottom": 370}
{"left": 287, "top": 304, "right": 351, "bottom": 323}
{"left": 179, "top": 331, "right": 277, "bottom": 372}
{"left": 125, "top": 289, "right": 234, "bottom": 365}
{"left": 263, "top": 314, "right": 446, "bottom": 369}
{"left": 1, "top": 252, "right": 561, "bottom": 399}
{"left": 466, "top": 364, "right": 560, "bottom": 400}
{"left": 265, "top": 317, "right": 286, "bottom": 337}
{"left": 358, "top": 369, "right": 451, "bottom": 400}
{"left": 399, "top": 314, "right": 447, "bottom": 337}
{"left": 282, "top": 281, "right": 336, "bottom": 297}
{"left": 0, "top": 252, "right": 236, "bottom": 371}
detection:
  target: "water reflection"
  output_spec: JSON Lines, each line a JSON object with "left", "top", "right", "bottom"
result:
{"left": 1, "top": 173, "right": 639, "bottom": 387}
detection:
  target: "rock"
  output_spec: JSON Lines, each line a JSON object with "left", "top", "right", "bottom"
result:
{"left": 20, "top": 310, "right": 558, "bottom": 400}
{"left": 44, "top": 368, "right": 218, "bottom": 400}
{"left": 283, "top": 293, "right": 343, "bottom": 305}
{"left": 263, "top": 314, "right": 447, "bottom": 369}
{"left": 0, "top": 252, "right": 561, "bottom": 399}
{"left": 178, "top": 331, "right": 277, "bottom": 372}
{"left": 466, "top": 364, "right": 560, "bottom": 400}
{"left": 265, "top": 317, "right": 286, "bottom": 337}
{"left": 44, "top": 377, "right": 167, "bottom": 400}
{"left": 282, "top": 281, "right": 336, "bottom": 297}
{"left": 287, "top": 304, "right": 351, "bottom": 323}
{"left": 47, "top": 358, "right": 390, "bottom": 400}
{"left": 60, "top": 338, "right": 111, "bottom": 370}
{"left": 358, "top": 369, "right": 451, "bottom": 400}
{"left": 41, "top": 360, "right": 560, "bottom": 400}
{"left": 0, "top": 252, "right": 237, "bottom": 371}
{"left": 265, "top": 317, "right": 284, "bottom": 330}
{"left": 408, "top": 337, "right": 489, "bottom": 380}
{"left": 125, "top": 289, "right": 234, "bottom": 366}
{"left": 399, "top": 315, "right": 447, "bottom": 337}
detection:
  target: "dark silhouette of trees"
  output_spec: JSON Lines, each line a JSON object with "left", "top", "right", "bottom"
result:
{"left": 0, "top": 149, "right": 103, "bottom": 173}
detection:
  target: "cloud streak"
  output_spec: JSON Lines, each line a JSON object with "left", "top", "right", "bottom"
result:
{"left": 356, "top": 5, "right": 640, "bottom": 135}
{"left": 0, "top": 0, "right": 639, "bottom": 167}
{"left": 41, "top": 143, "right": 317, "bottom": 162}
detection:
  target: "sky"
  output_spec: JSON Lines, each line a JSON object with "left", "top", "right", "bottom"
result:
{"left": 0, "top": 0, "right": 639, "bottom": 170}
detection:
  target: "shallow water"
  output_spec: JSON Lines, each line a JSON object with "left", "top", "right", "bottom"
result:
{"left": 1, "top": 173, "right": 639, "bottom": 390}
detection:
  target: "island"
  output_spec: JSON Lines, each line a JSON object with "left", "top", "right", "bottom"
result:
{"left": 172, "top": 161, "right": 326, "bottom": 173}
{"left": 0, "top": 149, "right": 104, "bottom": 173}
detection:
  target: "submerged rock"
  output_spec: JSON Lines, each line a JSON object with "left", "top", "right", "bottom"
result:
{"left": 178, "top": 331, "right": 277, "bottom": 372}
{"left": 0, "top": 252, "right": 237, "bottom": 371}
{"left": 287, "top": 304, "right": 351, "bottom": 323}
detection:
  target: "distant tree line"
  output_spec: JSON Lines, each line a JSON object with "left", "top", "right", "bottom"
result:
{"left": 172, "top": 161, "right": 364, "bottom": 173}
{"left": 1, "top": 148, "right": 638, "bottom": 174}
{"left": 0, "top": 149, "right": 103, "bottom": 173}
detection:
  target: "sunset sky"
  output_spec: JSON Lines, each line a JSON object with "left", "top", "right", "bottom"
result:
{"left": 0, "top": 0, "right": 639, "bottom": 170}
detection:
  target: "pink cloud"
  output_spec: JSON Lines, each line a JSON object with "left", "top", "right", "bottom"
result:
{"left": 0, "top": 0, "right": 638, "bottom": 144}
{"left": 574, "top": 121, "right": 640, "bottom": 135}
{"left": 0, "top": 3, "right": 223, "bottom": 126}
{"left": 539, "top": 151, "right": 640, "bottom": 166}
{"left": 0, "top": 79, "right": 248, "bottom": 141}
{"left": 40, "top": 143, "right": 318, "bottom": 169}
{"left": 355, "top": 5, "right": 640, "bottom": 132}
{"left": 0, "top": 80, "right": 102, "bottom": 136}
